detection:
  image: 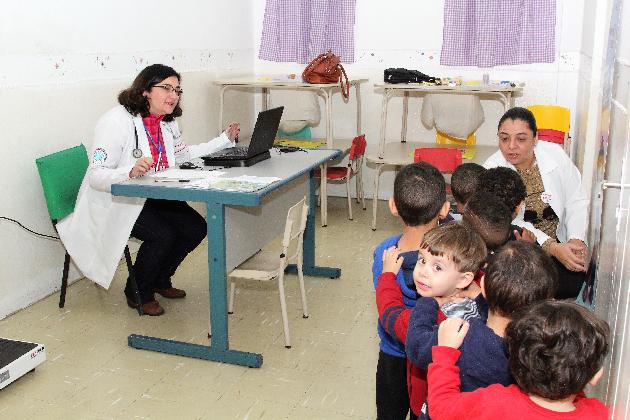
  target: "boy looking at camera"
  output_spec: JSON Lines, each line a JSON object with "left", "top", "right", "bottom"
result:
{"left": 377, "top": 222, "right": 486, "bottom": 419}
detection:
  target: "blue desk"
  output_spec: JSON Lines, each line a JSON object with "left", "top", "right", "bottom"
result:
{"left": 111, "top": 149, "right": 341, "bottom": 368}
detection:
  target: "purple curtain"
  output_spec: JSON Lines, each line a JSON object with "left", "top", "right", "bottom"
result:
{"left": 258, "top": 0, "right": 356, "bottom": 64}
{"left": 440, "top": 0, "right": 556, "bottom": 67}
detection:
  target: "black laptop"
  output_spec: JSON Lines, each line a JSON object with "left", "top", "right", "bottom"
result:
{"left": 201, "top": 106, "right": 284, "bottom": 167}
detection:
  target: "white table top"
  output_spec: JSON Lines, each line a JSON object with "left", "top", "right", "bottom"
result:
{"left": 214, "top": 76, "right": 368, "bottom": 88}
{"left": 373, "top": 82, "right": 522, "bottom": 93}
{"left": 365, "top": 141, "right": 497, "bottom": 166}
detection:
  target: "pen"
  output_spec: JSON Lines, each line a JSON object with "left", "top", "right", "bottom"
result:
{"left": 154, "top": 179, "right": 191, "bottom": 183}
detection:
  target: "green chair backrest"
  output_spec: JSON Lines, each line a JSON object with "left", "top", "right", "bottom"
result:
{"left": 35, "top": 144, "right": 89, "bottom": 222}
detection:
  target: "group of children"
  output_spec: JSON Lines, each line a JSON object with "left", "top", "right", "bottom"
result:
{"left": 372, "top": 162, "right": 610, "bottom": 419}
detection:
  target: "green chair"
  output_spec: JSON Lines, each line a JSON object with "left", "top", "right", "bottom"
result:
{"left": 35, "top": 145, "right": 143, "bottom": 314}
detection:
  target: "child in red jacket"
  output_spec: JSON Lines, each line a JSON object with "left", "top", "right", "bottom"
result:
{"left": 427, "top": 300, "right": 609, "bottom": 419}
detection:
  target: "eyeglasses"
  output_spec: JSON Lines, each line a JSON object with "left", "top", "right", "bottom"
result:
{"left": 153, "top": 84, "right": 183, "bottom": 96}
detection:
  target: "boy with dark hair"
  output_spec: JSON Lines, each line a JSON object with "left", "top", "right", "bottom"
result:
{"left": 405, "top": 241, "right": 558, "bottom": 417}
{"left": 462, "top": 191, "right": 513, "bottom": 251}
{"left": 372, "top": 162, "right": 450, "bottom": 420}
{"left": 428, "top": 300, "right": 609, "bottom": 419}
{"left": 481, "top": 167, "right": 526, "bottom": 218}
{"left": 378, "top": 222, "right": 487, "bottom": 419}
{"left": 450, "top": 163, "right": 487, "bottom": 212}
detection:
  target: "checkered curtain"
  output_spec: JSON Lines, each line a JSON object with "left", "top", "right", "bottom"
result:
{"left": 258, "top": 0, "right": 356, "bottom": 64}
{"left": 440, "top": 0, "right": 556, "bottom": 67}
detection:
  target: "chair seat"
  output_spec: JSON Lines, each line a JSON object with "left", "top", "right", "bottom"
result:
{"left": 229, "top": 251, "right": 283, "bottom": 281}
{"left": 314, "top": 167, "right": 348, "bottom": 181}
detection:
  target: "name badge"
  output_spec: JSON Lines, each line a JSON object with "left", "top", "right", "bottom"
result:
{"left": 540, "top": 192, "right": 552, "bottom": 204}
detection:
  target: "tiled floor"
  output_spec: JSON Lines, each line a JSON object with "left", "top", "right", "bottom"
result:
{"left": 0, "top": 198, "right": 401, "bottom": 419}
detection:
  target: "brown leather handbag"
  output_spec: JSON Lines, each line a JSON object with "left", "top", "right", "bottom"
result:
{"left": 302, "top": 51, "right": 350, "bottom": 99}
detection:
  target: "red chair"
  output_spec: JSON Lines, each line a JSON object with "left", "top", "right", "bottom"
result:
{"left": 315, "top": 134, "right": 367, "bottom": 221}
{"left": 414, "top": 147, "right": 462, "bottom": 195}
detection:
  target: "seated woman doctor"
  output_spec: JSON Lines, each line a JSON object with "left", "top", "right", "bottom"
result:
{"left": 57, "top": 63, "right": 240, "bottom": 316}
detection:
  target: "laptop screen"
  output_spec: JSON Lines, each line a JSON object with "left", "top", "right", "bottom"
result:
{"left": 247, "top": 106, "right": 284, "bottom": 157}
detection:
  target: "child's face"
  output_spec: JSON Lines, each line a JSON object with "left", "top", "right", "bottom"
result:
{"left": 413, "top": 248, "right": 471, "bottom": 298}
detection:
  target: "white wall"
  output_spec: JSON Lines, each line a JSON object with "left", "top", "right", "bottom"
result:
{"left": 253, "top": 0, "right": 586, "bottom": 200}
{"left": 0, "top": 0, "right": 595, "bottom": 318}
{"left": 0, "top": 0, "right": 255, "bottom": 319}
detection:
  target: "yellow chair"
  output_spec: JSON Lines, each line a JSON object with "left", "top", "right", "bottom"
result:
{"left": 527, "top": 105, "right": 571, "bottom": 155}
{"left": 436, "top": 131, "right": 476, "bottom": 146}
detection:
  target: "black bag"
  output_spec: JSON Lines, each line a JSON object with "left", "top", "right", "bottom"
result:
{"left": 384, "top": 68, "right": 439, "bottom": 84}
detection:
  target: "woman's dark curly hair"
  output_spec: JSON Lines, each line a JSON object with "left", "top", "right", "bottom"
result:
{"left": 506, "top": 300, "right": 609, "bottom": 400}
{"left": 118, "top": 64, "right": 182, "bottom": 122}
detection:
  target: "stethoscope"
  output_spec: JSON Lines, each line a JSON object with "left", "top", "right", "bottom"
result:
{"left": 132, "top": 122, "right": 173, "bottom": 174}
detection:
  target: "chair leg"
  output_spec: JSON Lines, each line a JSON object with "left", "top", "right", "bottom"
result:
{"left": 358, "top": 167, "right": 366, "bottom": 210}
{"left": 228, "top": 280, "right": 236, "bottom": 314}
{"left": 59, "top": 252, "right": 71, "bottom": 308}
{"left": 346, "top": 178, "right": 353, "bottom": 220}
{"left": 297, "top": 253, "right": 308, "bottom": 318}
{"left": 124, "top": 245, "right": 144, "bottom": 316}
{"left": 277, "top": 271, "right": 291, "bottom": 348}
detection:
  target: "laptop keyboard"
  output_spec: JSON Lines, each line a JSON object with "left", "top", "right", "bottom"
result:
{"left": 216, "top": 146, "right": 248, "bottom": 157}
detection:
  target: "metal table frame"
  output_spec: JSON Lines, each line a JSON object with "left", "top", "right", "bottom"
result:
{"left": 111, "top": 149, "right": 341, "bottom": 368}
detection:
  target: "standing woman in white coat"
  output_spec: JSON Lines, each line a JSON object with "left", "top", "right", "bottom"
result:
{"left": 57, "top": 64, "right": 240, "bottom": 316}
{"left": 483, "top": 107, "right": 588, "bottom": 299}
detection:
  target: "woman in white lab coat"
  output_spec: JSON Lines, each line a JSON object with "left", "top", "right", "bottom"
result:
{"left": 484, "top": 107, "right": 588, "bottom": 299}
{"left": 57, "top": 64, "right": 240, "bottom": 316}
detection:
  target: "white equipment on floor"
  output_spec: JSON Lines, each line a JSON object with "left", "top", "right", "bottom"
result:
{"left": 0, "top": 337, "right": 46, "bottom": 390}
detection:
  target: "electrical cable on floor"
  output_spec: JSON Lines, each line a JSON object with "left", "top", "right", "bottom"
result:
{"left": 0, "top": 216, "right": 60, "bottom": 241}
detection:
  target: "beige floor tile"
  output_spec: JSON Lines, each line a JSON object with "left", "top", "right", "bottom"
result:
{"left": 1, "top": 198, "right": 399, "bottom": 419}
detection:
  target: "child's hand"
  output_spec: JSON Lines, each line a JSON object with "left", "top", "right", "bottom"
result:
{"left": 382, "top": 246, "right": 404, "bottom": 275}
{"left": 438, "top": 317, "right": 469, "bottom": 349}
{"left": 515, "top": 228, "right": 536, "bottom": 243}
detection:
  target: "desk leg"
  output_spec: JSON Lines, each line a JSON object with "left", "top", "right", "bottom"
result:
{"left": 219, "top": 85, "right": 229, "bottom": 136}
{"left": 356, "top": 83, "right": 362, "bottom": 135}
{"left": 287, "top": 171, "right": 341, "bottom": 279}
{"left": 262, "top": 87, "right": 269, "bottom": 111}
{"left": 127, "top": 201, "right": 263, "bottom": 368}
{"left": 401, "top": 91, "right": 409, "bottom": 143}
{"left": 379, "top": 90, "right": 391, "bottom": 158}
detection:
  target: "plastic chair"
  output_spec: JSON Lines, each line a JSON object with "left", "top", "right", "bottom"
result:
{"left": 315, "top": 134, "right": 367, "bottom": 221}
{"left": 414, "top": 147, "right": 462, "bottom": 196}
{"left": 35, "top": 145, "right": 143, "bottom": 314}
{"left": 227, "top": 197, "right": 309, "bottom": 348}
{"left": 527, "top": 105, "right": 571, "bottom": 154}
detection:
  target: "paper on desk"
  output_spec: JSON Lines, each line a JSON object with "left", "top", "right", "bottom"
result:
{"left": 149, "top": 169, "right": 225, "bottom": 180}
{"left": 189, "top": 175, "right": 282, "bottom": 192}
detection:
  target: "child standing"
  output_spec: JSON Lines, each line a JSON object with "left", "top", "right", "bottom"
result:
{"left": 372, "top": 162, "right": 450, "bottom": 420}
{"left": 450, "top": 162, "right": 487, "bottom": 216}
{"left": 378, "top": 222, "right": 487, "bottom": 419}
{"left": 428, "top": 300, "right": 609, "bottom": 419}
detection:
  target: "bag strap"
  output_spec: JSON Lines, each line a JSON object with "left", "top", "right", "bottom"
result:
{"left": 339, "top": 64, "right": 349, "bottom": 99}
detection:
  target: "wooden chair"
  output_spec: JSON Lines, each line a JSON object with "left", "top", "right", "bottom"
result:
{"left": 227, "top": 197, "right": 309, "bottom": 348}
{"left": 315, "top": 134, "right": 366, "bottom": 221}
{"left": 35, "top": 145, "right": 143, "bottom": 315}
